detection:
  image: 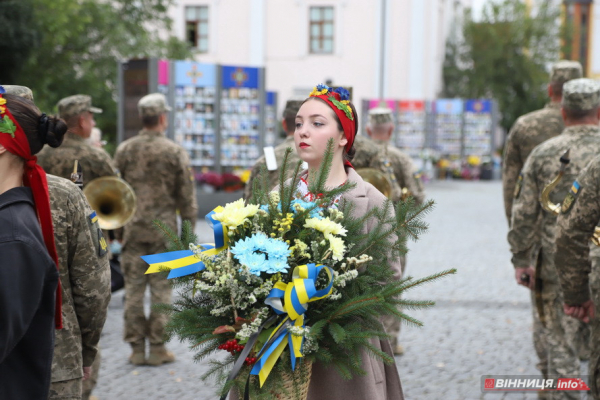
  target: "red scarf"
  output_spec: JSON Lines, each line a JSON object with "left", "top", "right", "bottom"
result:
{"left": 0, "top": 94, "right": 62, "bottom": 329}
{"left": 310, "top": 88, "right": 356, "bottom": 168}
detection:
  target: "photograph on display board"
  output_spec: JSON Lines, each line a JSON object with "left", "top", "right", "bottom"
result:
{"left": 220, "top": 65, "right": 261, "bottom": 169}
{"left": 463, "top": 100, "right": 493, "bottom": 157}
{"left": 434, "top": 99, "right": 463, "bottom": 158}
{"left": 173, "top": 61, "right": 217, "bottom": 168}
{"left": 397, "top": 100, "right": 427, "bottom": 158}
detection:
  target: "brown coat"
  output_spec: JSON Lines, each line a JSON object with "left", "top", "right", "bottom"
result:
{"left": 302, "top": 167, "right": 404, "bottom": 400}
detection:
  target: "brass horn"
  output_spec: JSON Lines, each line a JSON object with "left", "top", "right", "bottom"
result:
{"left": 540, "top": 149, "right": 600, "bottom": 246}
{"left": 356, "top": 168, "right": 392, "bottom": 198}
{"left": 83, "top": 176, "right": 137, "bottom": 230}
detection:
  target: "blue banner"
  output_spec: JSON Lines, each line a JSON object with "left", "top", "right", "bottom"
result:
{"left": 222, "top": 66, "right": 259, "bottom": 88}
{"left": 266, "top": 91, "right": 276, "bottom": 105}
{"left": 175, "top": 61, "right": 217, "bottom": 87}
{"left": 435, "top": 99, "right": 463, "bottom": 115}
{"left": 465, "top": 99, "right": 492, "bottom": 114}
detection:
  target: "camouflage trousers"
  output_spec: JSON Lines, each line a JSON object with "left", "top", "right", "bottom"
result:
{"left": 122, "top": 241, "right": 172, "bottom": 346}
{"left": 381, "top": 255, "right": 407, "bottom": 348}
{"left": 542, "top": 282, "right": 587, "bottom": 400}
{"left": 81, "top": 349, "right": 100, "bottom": 400}
{"left": 587, "top": 256, "right": 600, "bottom": 400}
{"left": 48, "top": 378, "right": 82, "bottom": 400}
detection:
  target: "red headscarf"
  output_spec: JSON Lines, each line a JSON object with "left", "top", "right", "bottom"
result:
{"left": 0, "top": 92, "right": 62, "bottom": 329}
{"left": 309, "top": 85, "right": 356, "bottom": 168}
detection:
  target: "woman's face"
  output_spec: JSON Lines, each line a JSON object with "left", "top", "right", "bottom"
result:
{"left": 294, "top": 99, "right": 347, "bottom": 167}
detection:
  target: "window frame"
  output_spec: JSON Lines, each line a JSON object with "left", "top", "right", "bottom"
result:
{"left": 185, "top": 5, "right": 209, "bottom": 53}
{"left": 309, "top": 6, "right": 334, "bottom": 55}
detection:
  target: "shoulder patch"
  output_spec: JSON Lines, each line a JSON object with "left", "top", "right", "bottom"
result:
{"left": 561, "top": 181, "right": 581, "bottom": 214}
{"left": 88, "top": 211, "right": 108, "bottom": 257}
{"left": 514, "top": 173, "right": 524, "bottom": 199}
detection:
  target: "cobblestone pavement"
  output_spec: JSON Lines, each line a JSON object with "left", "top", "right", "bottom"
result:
{"left": 93, "top": 180, "right": 591, "bottom": 400}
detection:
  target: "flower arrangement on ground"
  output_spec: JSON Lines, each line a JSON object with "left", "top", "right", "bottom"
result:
{"left": 146, "top": 144, "right": 455, "bottom": 400}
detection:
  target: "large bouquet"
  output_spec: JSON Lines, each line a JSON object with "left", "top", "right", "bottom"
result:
{"left": 146, "top": 145, "right": 454, "bottom": 399}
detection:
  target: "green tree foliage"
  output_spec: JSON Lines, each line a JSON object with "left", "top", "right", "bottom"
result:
{"left": 0, "top": 0, "right": 38, "bottom": 83}
{"left": 1, "top": 0, "right": 193, "bottom": 150}
{"left": 442, "top": 0, "right": 567, "bottom": 132}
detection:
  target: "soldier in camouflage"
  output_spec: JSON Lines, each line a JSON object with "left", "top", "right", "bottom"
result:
{"left": 244, "top": 99, "right": 304, "bottom": 200}
{"left": 365, "top": 107, "right": 425, "bottom": 205}
{"left": 115, "top": 93, "right": 197, "bottom": 366}
{"left": 556, "top": 153, "right": 600, "bottom": 399}
{"left": 2, "top": 85, "right": 111, "bottom": 400}
{"left": 508, "top": 78, "right": 600, "bottom": 399}
{"left": 502, "top": 61, "right": 583, "bottom": 380}
{"left": 37, "top": 95, "right": 115, "bottom": 186}
{"left": 503, "top": 60, "right": 582, "bottom": 223}
{"left": 46, "top": 175, "right": 111, "bottom": 400}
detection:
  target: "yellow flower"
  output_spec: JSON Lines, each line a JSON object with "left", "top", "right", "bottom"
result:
{"left": 304, "top": 217, "right": 347, "bottom": 237}
{"left": 212, "top": 198, "right": 259, "bottom": 230}
{"left": 0, "top": 105, "right": 5, "bottom": 114}
{"left": 0, "top": 98, "right": 6, "bottom": 106}
{"left": 325, "top": 233, "right": 346, "bottom": 261}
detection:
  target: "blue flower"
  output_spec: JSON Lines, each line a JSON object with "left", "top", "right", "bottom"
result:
{"left": 333, "top": 87, "right": 350, "bottom": 101}
{"left": 265, "top": 258, "right": 289, "bottom": 274}
{"left": 242, "top": 252, "right": 267, "bottom": 275}
{"left": 316, "top": 83, "right": 330, "bottom": 93}
{"left": 251, "top": 232, "right": 269, "bottom": 250}
{"left": 263, "top": 239, "right": 291, "bottom": 259}
{"left": 230, "top": 237, "right": 253, "bottom": 256}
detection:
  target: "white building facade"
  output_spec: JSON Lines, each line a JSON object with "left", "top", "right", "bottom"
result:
{"left": 168, "top": 0, "right": 472, "bottom": 116}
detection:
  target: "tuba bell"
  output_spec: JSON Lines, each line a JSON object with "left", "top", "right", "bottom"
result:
{"left": 83, "top": 176, "right": 137, "bottom": 230}
{"left": 356, "top": 168, "right": 392, "bottom": 198}
{"left": 540, "top": 149, "right": 600, "bottom": 246}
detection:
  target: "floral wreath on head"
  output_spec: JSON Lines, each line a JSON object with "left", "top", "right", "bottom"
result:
{"left": 308, "top": 84, "right": 356, "bottom": 160}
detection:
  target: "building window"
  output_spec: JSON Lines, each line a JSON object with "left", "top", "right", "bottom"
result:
{"left": 309, "top": 6, "right": 334, "bottom": 54}
{"left": 185, "top": 6, "right": 209, "bottom": 53}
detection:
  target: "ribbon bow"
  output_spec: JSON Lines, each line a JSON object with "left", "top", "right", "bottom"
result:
{"left": 142, "top": 207, "right": 229, "bottom": 279}
{"left": 250, "top": 263, "right": 334, "bottom": 386}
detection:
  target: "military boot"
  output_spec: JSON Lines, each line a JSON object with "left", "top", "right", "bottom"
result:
{"left": 147, "top": 344, "right": 175, "bottom": 366}
{"left": 128, "top": 342, "right": 145, "bottom": 365}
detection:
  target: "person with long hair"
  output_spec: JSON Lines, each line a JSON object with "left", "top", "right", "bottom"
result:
{"left": 0, "top": 90, "right": 68, "bottom": 398}
{"left": 294, "top": 85, "right": 404, "bottom": 399}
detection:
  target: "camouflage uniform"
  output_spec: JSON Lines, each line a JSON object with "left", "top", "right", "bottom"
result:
{"left": 244, "top": 136, "right": 301, "bottom": 200}
{"left": 556, "top": 155, "right": 600, "bottom": 399}
{"left": 46, "top": 175, "right": 111, "bottom": 400}
{"left": 37, "top": 95, "right": 115, "bottom": 187}
{"left": 114, "top": 93, "right": 197, "bottom": 363}
{"left": 509, "top": 79, "right": 600, "bottom": 399}
{"left": 2, "top": 85, "right": 110, "bottom": 400}
{"left": 244, "top": 99, "right": 304, "bottom": 200}
{"left": 501, "top": 61, "right": 583, "bottom": 379}
{"left": 503, "top": 61, "right": 582, "bottom": 222}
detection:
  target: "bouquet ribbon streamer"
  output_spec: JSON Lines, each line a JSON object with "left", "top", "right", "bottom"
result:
{"left": 141, "top": 207, "right": 228, "bottom": 278}
{"left": 251, "top": 263, "right": 334, "bottom": 386}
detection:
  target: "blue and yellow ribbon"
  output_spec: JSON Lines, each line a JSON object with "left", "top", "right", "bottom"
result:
{"left": 142, "top": 206, "right": 229, "bottom": 279}
{"left": 251, "top": 263, "right": 334, "bottom": 386}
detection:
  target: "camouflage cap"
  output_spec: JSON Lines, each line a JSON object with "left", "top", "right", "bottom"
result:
{"left": 562, "top": 78, "right": 600, "bottom": 111}
{"left": 138, "top": 93, "right": 172, "bottom": 117}
{"left": 550, "top": 60, "right": 583, "bottom": 84}
{"left": 368, "top": 107, "right": 393, "bottom": 126}
{"left": 283, "top": 99, "right": 304, "bottom": 119}
{"left": 57, "top": 95, "right": 102, "bottom": 120}
{"left": 2, "top": 85, "right": 34, "bottom": 101}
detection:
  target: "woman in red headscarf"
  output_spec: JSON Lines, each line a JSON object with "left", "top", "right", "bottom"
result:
{"left": 0, "top": 92, "right": 67, "bottom": 399}
{"left": 293, "top": 85, "right": 404, "bottom": 400}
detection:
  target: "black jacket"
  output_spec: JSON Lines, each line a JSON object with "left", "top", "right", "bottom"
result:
{"left": 0, "top": 187, "right": 58, "bottom": 399}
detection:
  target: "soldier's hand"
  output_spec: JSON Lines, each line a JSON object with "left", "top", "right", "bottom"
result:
{"left": 563, "top": 300, "right": 595, "bottom": 323}
{"left": 83, "top": 366, "right": 92, "bottom": 381}
{"left": 515, "top": 267, "right": 535, "bottom": 290}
